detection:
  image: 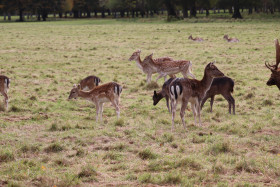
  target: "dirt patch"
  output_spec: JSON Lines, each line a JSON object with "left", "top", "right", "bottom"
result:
{"left": 2, "top": 115, "right": 32, "bottom": 122}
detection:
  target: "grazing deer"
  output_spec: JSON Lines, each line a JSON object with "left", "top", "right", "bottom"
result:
{"left": 169, "top": 62, "right": 224, "bottom": 131}
{"left": 143, "top": 53, "right": 195, "bottom": 82}
{"left": 68, "top": 82, "right": 122, "bottom": 122}
{"left": 128, "top": 50, "right": 174, "bottom": 83}
{"left": 79, "top": 75, "right": 101, "bottom": 91}
{"left": 265, "top": 39, "right": 280, "bottom": 90}
{"left": 188, "top": 35, "right": 204, "bottom": 42}
{"left": 223, "top": 35, "right": 239, "bottom": 43}
{"left": 153, "top": 77, "right": 175, "bottom": 113}
{"left": 0, "top": 75, "right": 10, "bottom": 111}
{"left": 200, "top": 77, "right": 235, "bottom": 114}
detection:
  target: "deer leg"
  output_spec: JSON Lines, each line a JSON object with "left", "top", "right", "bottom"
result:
{"left": 210, "top": 96, "right": 215, "bottom": 113}
{"left": 95, "top": 103, "right": 100, "bottom": 122}
{"left": 230, "top": 95, "right": 235, "bottom": 115}
{"left": 99, "top": 103, "right": 104, "bottom": 122}
{"left": 146, "top": 73, "right": 152, "bottom": 83}
{"left": 171, "top": 99, "right": 177, "bottom": 132}
{"left": 222, "top": 94, "right": 232, "bottom": 114}
{"left": 200, "top": 96, "right": 208, "bottom": 110}
{"left": 191, "top": 102, "right": 197, "bottom": 125}
{"left": 166, "top": 96, "right": 170, "bottom": 113}
{"left": 156, "top": 73, "right": 164, "bottom": 82}
{"left": 112, "top": 100, "right": 120, "bottom": 119}
{"left": 180, "top": 100, "right": 188, "bottom": 130}
{"left": 2, "top": 91, "right": 8, "bottom": 111}
{"left": 197, "top": 100, "right": 202, "bottom": 126}
{"left": 164, "top": 75, "right": 167, "bottom": 81}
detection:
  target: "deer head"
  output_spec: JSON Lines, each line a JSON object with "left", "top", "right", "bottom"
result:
{"left": 68, "top": 84, "right": 81, "bottom": 99}
{"left": 223, "top": 35, "right": 228, "bottom": 40}
{"left": 153, "top": 90, "right": 163, "bottom": 106}
{"left": 129, "top": 49, "right": 141, "bottom": 61}
{"left": 143, "top": 53, "right": 153, "bottom": 63}
{"left": 205, "top": 61, "right": 224, "bottom": 78}
{"left": 265, "top": 39, "right": 280, "bottom": 90}
{"left": 188, "top": 35, "right": 192, "bottom": 40}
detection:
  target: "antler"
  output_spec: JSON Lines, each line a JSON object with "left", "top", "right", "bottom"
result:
{"left": 275, "top": 39, "right": 280, "bottom": 70}
{"left": 265, "top": 62, "right": 276, "bottom": 71}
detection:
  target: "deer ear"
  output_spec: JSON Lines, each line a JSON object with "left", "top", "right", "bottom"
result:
{"left": 154, "top": 90, "right": 157, "bottom": 95}
{"left": 77, "top": 84, "right": 81, "bottom": 89}
{"left": 73, "top": 84, "right": 77, "bottom": 88}
{"left": 137, "top": 49, "right": 141, "bottom": 53}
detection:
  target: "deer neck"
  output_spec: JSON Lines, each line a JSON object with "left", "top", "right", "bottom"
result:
{"left": 135, "top": 56, "right": 144, "bottom": 71}
{"left": 200, "top": 73, "right": 214, "bottom": 96}
{"left": 78, "top": 90, "right": 92, "bottom": 99}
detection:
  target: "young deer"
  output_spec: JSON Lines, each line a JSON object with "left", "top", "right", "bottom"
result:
{"left": 143, "top": 53, "right": 195, "bottom": 82}
{"left": 223, "top": 35, "right": 239, "bottom": 43}
{"left": 79, "top": 75, "right": 101, "bottom": 91}
{"left": 200, "top": 77, "right": 235, "bottom": 114}
{"left": 169, "top": 62, "right": 224, "bottom": 131}
{"left": 68, "top": 82, "right": 122, "bottom": 122}
{"left": 128, "top": 50, "right": 174, "bottom": 83}
{"left": 0, "top": 75, "right": 10, "bottom": 111}
{"left": 153, "top": 77, "right": 175, "bottom": 113}
{"left": 265, "top": 39, "right": 280, "bottom": 90}
{"left": 188, "top": 35, "right": 204, "bottom": 42}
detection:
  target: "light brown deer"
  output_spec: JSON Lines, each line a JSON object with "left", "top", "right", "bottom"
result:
{"left": 223, "top": 35, "right": 239, "bottom": 43}
{"left": 143, "top": 53, "right": 195, "bottom": 82}
{"left": 79, "top": 75, "right": 101, "bottom": 91}
{"left": 68, "top": 82, "right": 122, "bottom": 122}
{"left": 188, "top": 35, "right": 204, "bottom": 42}
{"left": 0, "top": 75, "right": 10, "bottom": 111}
{"left": 128, "top": 50, "right": 174, "bottom": 83}
{"left": 265, "top": 39, "right": 280, "bottom": 90}
{"left": 169, "top": 62, "right": 224, "bottom": 131}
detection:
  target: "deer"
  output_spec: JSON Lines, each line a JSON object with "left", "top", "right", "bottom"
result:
{"left": 200, "top": 76, "right": 235, "bottom": 114}
{"left": 79, "top": 75, "right": 101, "bottom": 91}
{"left": 0, "top": 75, "right": 10, "bottom": 111}
{"left": 265, "top": 39, "right": 280, "bottom": 90}
{"left": 128, "top": 50, "right": 175, "bottom": 83}
{"left": 188, "top": 35, "right": 204, "bottom": 42}
{"left": 153, "top": 77, "right": 175, "bottom": 113}
{"left": 143, "top": 53, "right": 195, "bottom": 83}
{"left": 169, "top": 62, "right": 224, "bottom": 131}
{"left": 68, "top": 82, "right": 122, "bottom": 122}
{"left": 223, "top": 35, "right": 239, "bottom": 43}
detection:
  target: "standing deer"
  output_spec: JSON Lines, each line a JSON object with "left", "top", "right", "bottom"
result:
{"left": 265, "top": 39, "right": 280, "bottom": 90}
{"left": 200, "top": 77, "right": 235, "bottom": 114}
{"left": 143, "top": 53, "right": 195, "bottom": 82}
{"left": 128, "top": 50, "right": 174, "bottom": 83}
{"left": 79, "top": 75, "right": 101, "bottom": 91}
{"left": 68, "top": 82, "right": 122, "bottom": 122}
{"left": 169, "top": 62, "right": 224, "bottom": 131}
{"left": 0, "top": 75, "right": 10, "bottom": 111}
{"left": 188, "top": 35, "right": 204, "bottom": 42}
{"left": 153, "top": 77, "right": 175, "bottom": 113}
{"left": 223, "top": 35, "right": 239, "bottom": 43}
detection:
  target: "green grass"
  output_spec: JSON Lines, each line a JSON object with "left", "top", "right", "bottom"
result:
{"left": 0, "top": 15, "right": 280, "bottom": 186}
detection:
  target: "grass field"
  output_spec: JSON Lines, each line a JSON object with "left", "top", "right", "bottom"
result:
{"left": 0, "top": 17, "right": 280, "bottom": 186}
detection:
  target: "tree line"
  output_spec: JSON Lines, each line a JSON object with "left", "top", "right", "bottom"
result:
{"left": 0, "top": 0, "right": 280, "bottom": 21}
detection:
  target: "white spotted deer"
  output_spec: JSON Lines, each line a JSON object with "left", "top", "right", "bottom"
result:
{"left": 0, "top": 75, "right": 10, "bottom": 111}
{"left": 188, "top": 35, "right": 204, "bottom": 42}
{"left": 169, "top": 62, "right": 224, "bottom": 131}
{"left": 265, "top": 39, "right": 280, "bottom": 90}
{"left": 79, "top": 75, "right": 101, "bottom": 91}
{"left": 68, "top": 82, "right": 122, "bottom": 122}
{"left": 143, "top": 53, "right": 195, "bottom": 82}
{"left": 223, "top": 35, "right": 239, "bottom": 43}
{"left": 128, "top": 50, "right": 175, "bottom": 83}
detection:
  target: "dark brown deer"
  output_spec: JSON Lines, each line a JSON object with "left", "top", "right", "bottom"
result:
{"left": 223, "top": 35, "right": 239, "bottom": 43}
{"left": 200, "top": 77, "right": 235, "bottom": 114}
{"left": 188, "top": 35, "right": 204, "bottom": 42}
{"left": 265, "top": 39, "right": 280, "bottom": 90}
{"left": 79, "top": 75, "right": 101, "bottom": 91}
{"left": 169, "top": 62, "right": 224, "bottom": 131}
{"left": 153, "top": 77, "right": 175, "bottom": 113}
{"left": 0, "top": 75, "right": 10, "bottom": 111}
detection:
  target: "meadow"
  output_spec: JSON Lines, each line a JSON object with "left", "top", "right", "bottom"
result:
{"left": 0, "top": 16, "right": 279, "bottom": 186}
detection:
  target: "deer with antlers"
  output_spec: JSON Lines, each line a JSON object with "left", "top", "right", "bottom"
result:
{"left": 169, "top": 62, "right": 224, "bottom": 131}
{"left": 68, "top": 82, "right": 122, "bottom": 122}
{"left": 79, "top": 75, "right": 101, "bottom": 91}
{"left": 188, "top": 35, "right": 204, "bottom": 42}
{"left": 143, "top": 53, "right": 195, "bottom": 82}
{"left": 265, "top": 39, "right": 280, "bottom": 90}
{"left": 0, "top": 75, "right": 10, "bottom": 111}
{"left": 223, "top": 35, "right": 239, "bottom": 43}
{"left": 128, "top": 50, "right": 175, "bottom": 83}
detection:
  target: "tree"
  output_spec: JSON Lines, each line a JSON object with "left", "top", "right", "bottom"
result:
{"left": 232, "top": 0, "right": 242, "bottom": 18}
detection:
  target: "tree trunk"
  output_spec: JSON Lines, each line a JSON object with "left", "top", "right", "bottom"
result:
{"left": 232, "top": 0, "right": 242, "bottom": 19}
{"left": 19, "top": 9, "right": 24, "bottom": 22}
{"left": 94, "top": 11, "right": 97, "bottom": 17}
{"left": 4, "top": 12, "right": 6, "bottom": 20}
{"left": 120, "top": 10, "right": 124, "bottom": 17}
{"left": 248, "top": 7, "right": 253, "bottom": 14}
{"left": 37, "top": 13, "right": 41, "bottom": 21}
{"left": 206, "top": 9, "right": 209, "bottom": 16}
{"left": 59, "top": 12, "right": 62, "bottom": 18}
{"left": 102, "top": 10, "right": 105, "bottom": 18}
{"left": 73, "top": 11, "right": 79, "bottom": 18}
{"left": 108, "top": 9, "right": 111, "bottom": 16}
{"left": 164, "top": 0, "right": 178, "bottom": 18}
{"left": 183, "top": 8, "right": 188, "bottom": 18}
{"left": 8, "top": 13, "right": 11, "bottom": 21}
{"left": 229, "top": 8, "right": 233, "bottom": 14}
{"left": 132, "top": 10, "right": 135, "bottom": 17}
{"left": 65, "top": 12, "right": 67, "bottom": 18}
{"left": 87, "top": 11, "right": 91, "bottom": 17}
